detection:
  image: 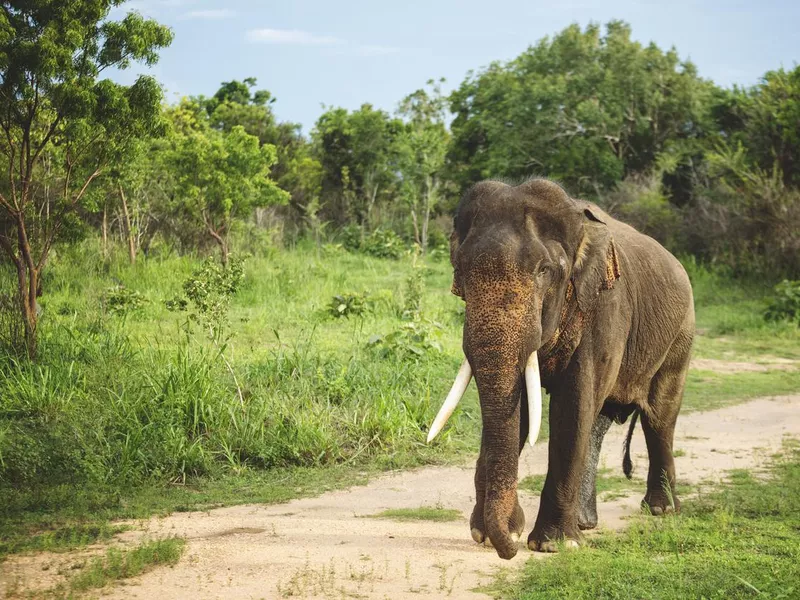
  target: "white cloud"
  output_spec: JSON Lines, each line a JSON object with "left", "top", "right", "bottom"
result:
{"left": 246, "top": 28, "right": 343, "bottom": 46}
{"left": 183, "top": 9, "right": 236, "bottom": 19}
{"left": 245, "top": 28, "right": 403, "bottom": 56}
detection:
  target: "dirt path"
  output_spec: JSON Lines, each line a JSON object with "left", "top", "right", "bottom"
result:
{"left": 3, "top": 395, "right": 799, "bottom": 600}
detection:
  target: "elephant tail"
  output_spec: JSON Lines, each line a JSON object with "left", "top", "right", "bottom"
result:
{"left": 622, "top": 408, "right": 640, "bottom": 480}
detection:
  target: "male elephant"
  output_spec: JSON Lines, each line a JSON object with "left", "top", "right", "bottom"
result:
{"left": 427, "top": 179, "right": 694, "bottom": 559}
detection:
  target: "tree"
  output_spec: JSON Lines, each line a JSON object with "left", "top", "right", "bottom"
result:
{"left": 160, "top": 100, "right": 289, "bottom": 265}
{"left": 0, "top": 1, "right": 172, "bottom": 357}
{"left": 397, "top": 79, "right": 450, "bottom": 254}
{"left": 203, "top": 78, "right": 317, "bottom": 235}
{"left": 715, "top": 66, "right": 800, "bottom": 188}
{"left": 448, "top": 21, "right": 715, "bottom": 198}
{"left": 312, "top": 104, "right": 401, "bottom": 227}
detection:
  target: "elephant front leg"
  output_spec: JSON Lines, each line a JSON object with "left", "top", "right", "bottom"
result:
{"left": 528, "top": 388, "right": 593, "bottom": 552}
{"left": 470, "top": 430, "right": 525, "bottom": 547}
{"left": 578, "top": 413, "right": 612, "bottom": 530}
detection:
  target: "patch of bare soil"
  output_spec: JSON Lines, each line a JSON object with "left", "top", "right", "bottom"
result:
{"left": 2, "top": 396, "right": 798, "bottom": 600}
{"left": 690, "top": 358, "right": 798, "bottom": 374}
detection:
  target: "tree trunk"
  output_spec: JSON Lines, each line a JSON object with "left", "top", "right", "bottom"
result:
{"left": 102, "top": 203, "right": 108, "bottom": 259}
{"left": 119, "top": 184, "right": 136, "bottom": 265}
{"left": 410, "top": 206, "right": 421, "bottom": 248}
{"left": 422, "top": 176, "right": 435, "bottom": 256}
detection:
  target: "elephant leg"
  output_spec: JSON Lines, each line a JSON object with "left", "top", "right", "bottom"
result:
{"left": 471, "top": 390, "right": 528, "bottom": 546}
{"left": 528, "top": 377, "right": 593, "bottom": 552}
{"left": 642, "top": 331, "right": 691, "bottom": 515}
{"left": 577, "top": 413, "right": 612, "bottom": 530}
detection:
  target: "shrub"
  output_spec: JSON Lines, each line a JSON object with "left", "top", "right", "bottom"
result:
{"left": 764, "top": 280, "right": 800, "bottom": 324}
{"left": 102, "top": 286, "right": 147, "bottom": 316}
{"left": 326, "top": 291, "right": 372, "bottom": 319}
{"left": 367, "top": 319, "right": 443, "bottom": 361}
{"left": 339, "top": 226, "right": 407, "bottom": 260}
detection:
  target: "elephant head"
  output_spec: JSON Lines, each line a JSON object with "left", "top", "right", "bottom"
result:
{"left": 427, "top": 178, "right": 620, "bottom": 558}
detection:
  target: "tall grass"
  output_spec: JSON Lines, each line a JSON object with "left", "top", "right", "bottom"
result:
{"left": 0, "top": 240, "right": 479, "bottom": 526}
{"left": 0, "top": 238, "right": 797, "bottom": 545}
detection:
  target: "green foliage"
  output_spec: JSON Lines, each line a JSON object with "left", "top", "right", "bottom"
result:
{"left": 312, "top": 104, "right": 403, "bottom": 227}
{"left": 368, "top": 319, "right": 444, "bottom": 361}
{"left": 765, "top": 280, "right": 800, "bottom": 325}
{"left": 402, "top": 267, "right": 425, "bottom": 318}
{"left": 156, "top": 100, "right": 289, "bottom": 262}
{"left": 326, "top": 291, "right": 372, "bottom": 319}
{"left": 341, "top": 226, "right": 407, "bottom": 259}
{"left": 448, "top": 21, "right": 714, "bottom": 197}
{"left": 397, "top": 79, "right": 451, "bottom": 254}
{"left": 0, "top": 0, "right": 173, "bottom": 355}
{"left": 102, "top": 285, "right": 148, "bottom": 316}
{"left": 169, "top": 255, "right": 246, "bottom": 337}
{"left": 494, "top": 445, "right": 800, "bottom": 599}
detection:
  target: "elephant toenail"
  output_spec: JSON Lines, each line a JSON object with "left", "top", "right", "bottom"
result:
{"left": 652, "top": 506, "right": 663, "bottom": 515}
{"left": 511, "top": 532, "right": 520, "bottom": 543}
{"left": 471, "top": 528, "right": 485, "bottom": 544}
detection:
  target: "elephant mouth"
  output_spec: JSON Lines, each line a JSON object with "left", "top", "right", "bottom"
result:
{"left": 426, "top": 352, "right": 543, "bottom": 446}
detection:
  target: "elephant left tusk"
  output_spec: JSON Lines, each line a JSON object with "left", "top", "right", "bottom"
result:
{"left": 525, "top": 352, "right": 543, "bottom": 446}
{"left": 427, "top": 359, "right": 472, "bottom": 443}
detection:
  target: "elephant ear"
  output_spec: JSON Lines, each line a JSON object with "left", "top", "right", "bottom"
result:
{"left": 449, "top": 227, "right": 464, "bottom": 299}
{"left": 572, "top": 206, "right": 621, "bottom": 312}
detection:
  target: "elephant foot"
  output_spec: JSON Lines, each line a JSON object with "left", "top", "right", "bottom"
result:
{"left": 643, "top": 489, "right": 680, "bottom": 516}
{"left": 527, "top": 524, "right": 582, "bottom": 553}
{"left": 470, "top": 500, "right": 525, "bottom": 555}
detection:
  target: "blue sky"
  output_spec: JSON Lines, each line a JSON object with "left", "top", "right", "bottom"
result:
{"left": 111, "top": 0, "right": 800, "bottom": 134}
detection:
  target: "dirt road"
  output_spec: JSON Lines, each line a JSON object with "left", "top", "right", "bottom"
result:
{"left": 3, "top": 394, "right": 799, "bottom": 599}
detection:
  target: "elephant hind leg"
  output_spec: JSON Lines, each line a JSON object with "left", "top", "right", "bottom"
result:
{"left": 578, "top": 413, "right": 612, "bottom": 530}
{"left": 641, "top": 328, "right": 692, "bottom": 515}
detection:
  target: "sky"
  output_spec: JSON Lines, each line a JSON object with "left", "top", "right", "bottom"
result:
{"left": 111, "top": 0, "right": 800, "bottom": 134}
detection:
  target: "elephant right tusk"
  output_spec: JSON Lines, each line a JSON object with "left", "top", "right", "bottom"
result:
{"left": 525, "top": 352, "right": 542, "bottom": 446}
{"left": 427, "top": 359, "right": 472, "bottom": 443}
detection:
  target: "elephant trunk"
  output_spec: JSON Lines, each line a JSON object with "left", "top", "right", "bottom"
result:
{"left": 471, "top": 347, "right": 525, "bottom": 560}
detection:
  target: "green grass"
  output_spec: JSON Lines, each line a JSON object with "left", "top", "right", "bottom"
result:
{"left": 368, "top": 506, "right": 463, "bottom": 522}
{"left": 66, "top": 537, "right": 185, "bottom": 594}
{"left": 521, "top": 469, "right": 637, "bottom": 501}
{"left": 491, "top": 442, "right": 800, "bottom": 599}
{"left": 683, "top": 368, "right": 800, "bottom": 413}
{"left": 1, "top": 240, "right": 798, "bottom": 562}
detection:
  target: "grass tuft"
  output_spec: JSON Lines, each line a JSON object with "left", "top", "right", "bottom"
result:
{"left": 68, "top": 538, "right": 186, "bottom": 593}
{"left": 368, "top": 506, "right": 463, "bottom": 522}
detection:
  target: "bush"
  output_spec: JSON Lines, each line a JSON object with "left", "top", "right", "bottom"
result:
{"left": 765, "top": 280, "right": 800, "bottom": 324}
{"left": 339, "top": 226, "right": 407, "bottom": 259}
{"left": 367, "top": 319, "right": 443, "bottom": 361}
{"left": 326, "top": 291, "right": 372, "bottom": 319}
{"left": 102, "top": 286, "right": 148, "bottom": 316}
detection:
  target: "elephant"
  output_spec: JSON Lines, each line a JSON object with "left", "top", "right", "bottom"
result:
{"left": 427, "top": 178, "right": 694, "bottom": 560}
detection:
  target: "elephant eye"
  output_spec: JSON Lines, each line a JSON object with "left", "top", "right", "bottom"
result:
{"left": 536, "top": 263, "right": 553, "bottom": 278}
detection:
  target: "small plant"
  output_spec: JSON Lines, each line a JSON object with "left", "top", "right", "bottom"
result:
{"left": 326, "top": 291, "right": 372, "bottom": 319}
{"left": 102, "top": 285, "right": 147, "bottom": 316}
{"left": 402, "top": 271, "right": 424, "bottom": 318}
{"left": 167, "top": 255, "right": 246, "bottom": 338}
{"left": 764, "top": 280, "right": 800, "bottom": 325}
{"left": 361, "top": 228, "right": 406, "bottom": 259}
{"left": 340, "top": 226, "right": 407, "bottom": 259}
{"left": 368, "top": 319, "right": 443, "bottom": 361}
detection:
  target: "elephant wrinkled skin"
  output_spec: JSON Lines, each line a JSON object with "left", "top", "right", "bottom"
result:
{"left": 445, "top": 179, "right": 694, "bottom": 559}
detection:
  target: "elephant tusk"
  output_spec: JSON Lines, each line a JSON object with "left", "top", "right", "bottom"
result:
{"left": 427, "top": 359, "right": 472, "bottom": 443}
{"left": 525, "top": 352, "right": 543, "bottom": 446}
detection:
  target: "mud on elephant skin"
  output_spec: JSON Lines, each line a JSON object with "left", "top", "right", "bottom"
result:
{"left": 427, "top": 179, "right": 694, "bottom": 559}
